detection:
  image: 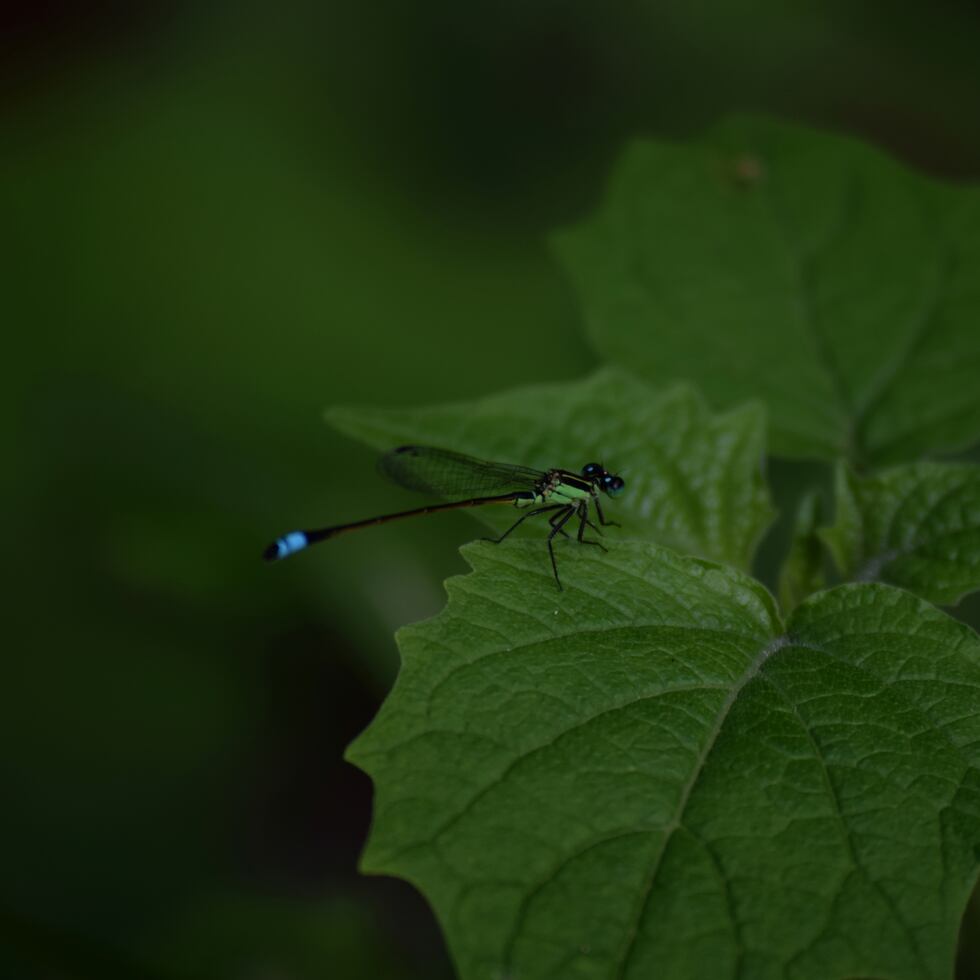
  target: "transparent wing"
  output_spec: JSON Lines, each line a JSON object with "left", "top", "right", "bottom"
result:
{"left": 378, "top": 446, "right": 545, "bottom": 500}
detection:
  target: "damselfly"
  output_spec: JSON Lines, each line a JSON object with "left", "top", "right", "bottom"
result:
{"left": 263, "top": 445, "right": 625, "bottom": 590}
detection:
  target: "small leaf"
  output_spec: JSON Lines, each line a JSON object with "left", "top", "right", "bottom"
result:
{"left": 553, "top": 115, "right": 980, "bottom": 465}
{"left": 349, "top": 541, "right": 980, "bottom": 980}
{"left": 327, "top": 368, "right": 774, "bottom": 571}
{"left": 778, "top": 487, "right": 827, "bottom": 613}
{"left": 821, "top": 461, "right": 980, "bottom": 605}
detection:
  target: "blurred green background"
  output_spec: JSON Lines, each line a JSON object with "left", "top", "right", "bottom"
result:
{"left": 4, "top": 2, "right": 980, "bottom": 977}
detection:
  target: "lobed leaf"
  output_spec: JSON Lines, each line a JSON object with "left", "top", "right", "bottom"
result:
{"left": 349, "top": 540, "right": 980, "bottom": 980}
{"left": 328, "top": 368, "right": 774, "bottom": 571}
{"left": 553, "top": 115, "right": 980, "bottom": 465}
{"left": 821, "top": 461, "right": 980, "bottom": 605}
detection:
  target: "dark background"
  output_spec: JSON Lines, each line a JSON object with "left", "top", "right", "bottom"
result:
{"left": 4, "top": 3, "right": 980, "bottom": 977}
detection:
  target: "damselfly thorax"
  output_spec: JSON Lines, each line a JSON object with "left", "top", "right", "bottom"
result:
{"left": 519, "top": 469, "right": 598, "bottom": 508}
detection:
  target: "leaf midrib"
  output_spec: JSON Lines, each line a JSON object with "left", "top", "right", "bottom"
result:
{"left": 761, "top": 669, "right": 930, "bottom": 976}
{"left": 612, "top": 633, "right": 791, "bottom": 979}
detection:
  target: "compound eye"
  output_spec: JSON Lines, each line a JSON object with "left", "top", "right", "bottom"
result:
{"left": 582, "top": 462, "right": 602, "bottom": 477}
{"left": 605, "top": 475, "right": 625, "bottom": 497}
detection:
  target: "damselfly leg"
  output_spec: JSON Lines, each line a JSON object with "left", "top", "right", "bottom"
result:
{"left": 484, "top": 504, "right": 564, "bottom": 545}
{"left": 546, "top": 506, "right": 576, "bottom": 590}
{"left": 594, "top": 497, "right": 620, "bottom": 528}
{"left": 576, "top": 501, "right": 607, "bottom": 551}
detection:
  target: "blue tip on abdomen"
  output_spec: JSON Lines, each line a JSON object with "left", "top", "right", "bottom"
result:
{"left": 264, "top": 530, "right": 308, "bottom": 561}
{"left": 279, "top": 531, "right": 308, "bottom": 557}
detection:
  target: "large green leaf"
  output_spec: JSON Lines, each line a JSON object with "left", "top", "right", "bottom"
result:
{"left": 553, "top": 115, "right": 980, "bottom": 465}
{"left": 328, "top": 368, "right": 774, "bottom": 571}
{"left": 821, "top": 461, "right": 980, "bottom": 605}
{"left": 349, "top": 540, "right": 980, "bottom": 980}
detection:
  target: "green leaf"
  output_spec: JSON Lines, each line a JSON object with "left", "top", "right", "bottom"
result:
{"left": 553, "top": 115, "right": 980, "bottom": 465}
{"left": 349, "top": 541, "right": 980, "bottom": 980}
{"left": 328, "top": 368, "right": 774, "bottom": 571}
{"left": 777, "top": 487, "right": 827, "bottom": 613}
{"left": 820, "top": 461, "right": 980, "bottom": 605}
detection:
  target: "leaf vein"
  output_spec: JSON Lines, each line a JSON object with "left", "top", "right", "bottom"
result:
{"left": 383, "top": 682, "right": 732, "bottom": 868}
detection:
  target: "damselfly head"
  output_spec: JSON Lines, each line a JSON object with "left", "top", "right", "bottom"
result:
{"left": 582, "top": 462, "right": 625, "bottom": 497}
{"left": 601, "top": 473, "right": 625, "bottom": 497}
